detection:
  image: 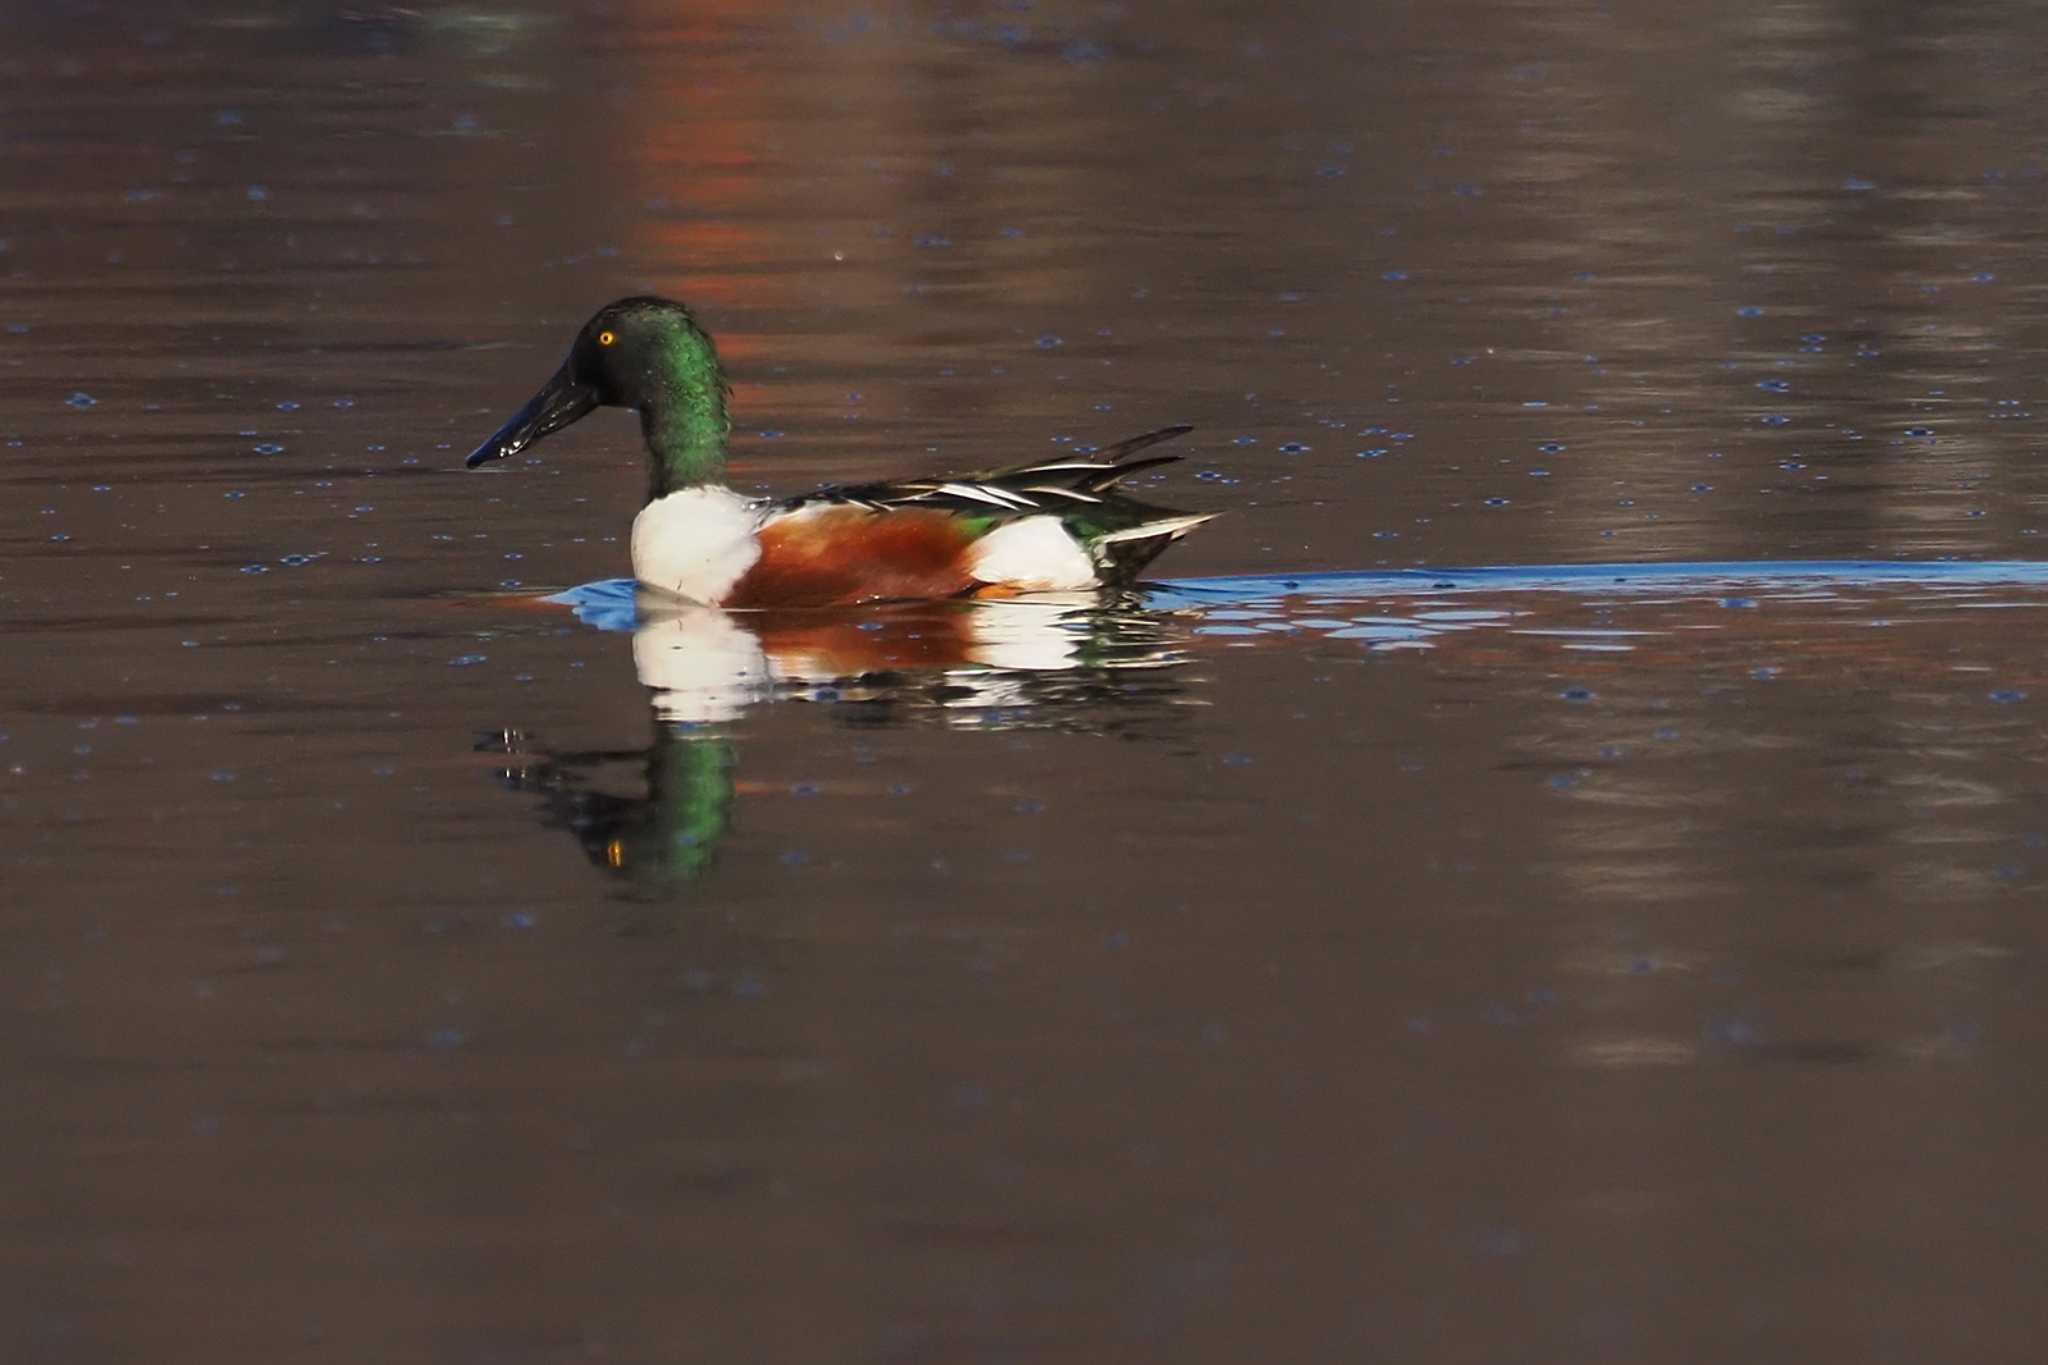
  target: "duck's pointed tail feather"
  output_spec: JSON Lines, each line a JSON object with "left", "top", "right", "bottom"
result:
{"left": 1087, "top": 424, "right": 1194, "bottom": 466}
{"left": 1088, "top": 511, "right": 1220, "bottom": 582}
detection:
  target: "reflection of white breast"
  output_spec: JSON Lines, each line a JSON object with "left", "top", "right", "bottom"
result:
{"left": 629, "top": 487, "right": 764, "bottom": 603}
{"left": 631, "top": 606, "right": 771, "bottom": 724}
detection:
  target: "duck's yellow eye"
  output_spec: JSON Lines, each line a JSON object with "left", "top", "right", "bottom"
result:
{"left": 597, "top": 330, "right": 616, "bottom": 347}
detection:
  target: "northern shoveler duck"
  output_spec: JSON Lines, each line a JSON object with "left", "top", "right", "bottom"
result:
{"left": 463, "top": 296, "right": 1214, "bottom": 607}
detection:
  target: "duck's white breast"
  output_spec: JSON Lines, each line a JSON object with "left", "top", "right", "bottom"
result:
{"left": 630, "top": 487, "right": 765, "bottom": 604}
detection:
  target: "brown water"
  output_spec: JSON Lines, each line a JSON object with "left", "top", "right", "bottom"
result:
{"left": 7, "top": 2, "right": 2048, "bottom": 1360}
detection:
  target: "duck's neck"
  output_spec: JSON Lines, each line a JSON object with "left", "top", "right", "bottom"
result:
{"left": 641, "top": 329, "right": 731, "bottom": 499}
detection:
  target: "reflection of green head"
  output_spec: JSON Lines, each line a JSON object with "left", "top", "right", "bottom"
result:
{"left": 591, "top": 732, "right": 735, "bottom": 883}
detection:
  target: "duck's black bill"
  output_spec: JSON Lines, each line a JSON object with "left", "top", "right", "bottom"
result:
{"left": 464, "top": 365, "right": 598, "bottom": 468}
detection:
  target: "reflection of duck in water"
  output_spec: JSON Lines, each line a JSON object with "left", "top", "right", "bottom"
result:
{"left": 482, "top": 597, "right": 1193, "bottom": 884}
{"left": 630, "top": 594, "right": 1187, "bottom": 724}
{"left": 462, "top": 297, "right": 1214, "bottom": 605}
{"left": 482, "top": 727, "right": 736, "bottom": 883}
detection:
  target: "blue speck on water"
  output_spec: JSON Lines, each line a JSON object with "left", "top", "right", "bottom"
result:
{"left": 239, "top": 564, "right": 268, "bottom": 574}
{"left": 1843, "top": 175, "right": 1877, "bottom": 192}
{"left": 1476, "top": 1226, "right": 1525, "bottom": 1258}
{"left": 225, "top": 490, "right": 245, "bottom": 499}
{"left": 66, "top": 392, "right": 96, "bottom": 409}
{"left": 1708, "top": 1015, "right": 1763, "bottom": 1047}
{"left": 1736, "top": 305, "right": 1764, "bottom": 317}
{"left": 1759, "top": 414, "right": 1789, "bottom": 427}
{"left": 1720, "top": 596, "right": 1757, "bottom": 609}
{"left": 1522, "top": 400, "right": 1549, "bottom": 408}
{"left": 1757, "top": 378, "right": 1789, "bottom": 393}
{"left": 1905, "top": 426, "right": 1933, "bottom": 438}
{"left": 427, "top": 1027, "right": 465, "bottom": 1051}
{"left": 1973, "top": 271, "right": 1996, "bottom": 283}
{"left": 1278, "top": 442, "right": 1309, "bottom": 454}
{"left": 279, "top": 553, "right": 316, "bottom": 567}
{"left": 1356, "top": 447, "right": 1388, "bottom": 458}
{"left": 276, "top": 399, "right": 300, "bottom": 412}
{"left": 245, "top": 184, "right": 268, "bottom": 202}
{"left": 778, "top": 848, "right": 810, "bottom": 867}
{"left": 791, "top": 782, "right": 820, "bottom": 797}
{"left": 503, "top": 911, "right": 536, "bottom": 929}
{"left": 334, "top": 396, "right": 356, "bottom": 409}
{"left": 1689, "top": 482, "right": 1714, "bottom": 493}
{"left": 1381, "top": 269, "right": 1409, "bottom": 282}
{"left": 253, "top": 442, "right": 283, "bottom": 455}
{"left": 1484, "top": 496, "right": 1510, "bottom": 507}
{"left": 1990, "top": 688, "right": 2028, "bottom": 704}
{"left": 209, "top": 770, "right": 237, "bottom": 784}
{"left": 1537, "top": 441, "right": 1565, "bottom": 454}
{"left": 1560, "top": 687, "right": 1595, "bottom": 702}
{"left": 449, "top": 654, "right": 487, "bottom": 667}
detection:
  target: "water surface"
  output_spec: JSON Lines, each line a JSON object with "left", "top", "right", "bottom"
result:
{"left": 6, "top": 2, "right": 2048, "bottom": 1361}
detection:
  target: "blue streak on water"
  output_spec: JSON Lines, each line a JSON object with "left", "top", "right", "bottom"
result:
{"left": 549, "top": 561, "right": 2048, "bottom": 633}
{"left": 1143, "top": 560, "right": 2048, "bottom": 609}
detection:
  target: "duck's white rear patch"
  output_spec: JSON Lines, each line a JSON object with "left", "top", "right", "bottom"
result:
{"left": 963, "top": 515, "right": 1099, "bottom": 592}
{"left": 630, "top": 487, "right": 764, "bottom": 605}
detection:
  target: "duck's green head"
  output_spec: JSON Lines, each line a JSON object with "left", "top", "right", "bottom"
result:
{"left": 464, "top": 296, "right": 731, "bottom": 493}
